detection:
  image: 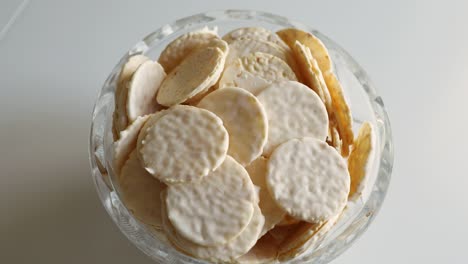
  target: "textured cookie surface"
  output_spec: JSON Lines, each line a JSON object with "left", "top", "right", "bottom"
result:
{"left": 246, "top": 157, "right": 286, "bottom": 235}
{"left": 163, "top": 202, "right": 265, "bottom": 263}
{"left": 348, "top": 122, "right": 374, "bottom": 200}
{"left": 198, "top": 88, "right": 268, "bottom": 165}
{"left": 223, "top": 27, "right": 288, "bottom": 50}
{"left": 139, "top": 105, "right": 228, "bottom": 183}
{"left": 266, "top": 137, "right": 350, "bottom": 222}
{"left": 219, "top": 52, "right": 297, "bottom": 95}
{"left": 158, "top": 27, "right": 225, "bottom": 72}
{"left": 113, "top": 55, "right": 149, "bottom": 137}
{"left": 166, "top": 156, "right": 257, "bottom": 246}
{"left": 218, "top": 60, "right": 271, "bottom": 95}
{"left": 157, "top": 47, "right": 226, "bottom": 106}
{"left": 226, "top": 38, "right": 288, "bottom": 67}
{"left": 119, "top": 150, "right": 165, "bottom": 228}
{"left": 257, "top": 81, "right": 329, "bottom": 156}
{"left": 113, "top": 115, "right": 149, "bottom": 176}
{"left": 126, "top": 60, "right": 165, "bottom": 122}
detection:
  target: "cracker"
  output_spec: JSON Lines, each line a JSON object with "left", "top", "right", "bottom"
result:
{"left": 266, "top": 137, "right": 350, "bottom": 222}
{"left": 348, "top": 122, "right": 374, "bottom": 200}
{"left": 113, "top": 115, "right": 149, "bottom": 176}
{"left": 223, "top": 27, "right": 289, "bottom": 50}
{"left": 239, "top": 52, "right": 296, "bottom": 81}
{"left": 119, "top": 150, "right": 165, "bottom": 228}
{"left": 276, "top": 28, "right": 332, "bottom": 74}
{"left": 138, "top": 105, "right": 228, "bottom": 183}
{"left": 245, "top": 157, "right": 286, "bottom": 235}
{"left": 126, "top": 60, "right": 166, "bottom": 122}
{"left": 166, "top": 156, "right": 257, "bottom": 246}
{"left": 158, "top": 28, "right": 227, "bottom": 72}
{"left": 325, "top": 73, "right": 354, "bottom": 156}
{"left": 278, "top": 212, "right": 342, "bottom": 260}
{"left": 157, "top": 47, "right": 226, "bottom": 106}
{"left": 277, "top": 221, "right": 323, "bottom": 257}
{"left": 256, "top": 81, "right": 329, "bottom": 156}
{"left": 198, "top": 87, "right": 268, "bottom": 165}
{"left": 235, "top": 233, "right": 280, "bottom": 264}
{"left": 163, "top": 202, "right": 265, "bottom": 263}
{"left": 225, "top": 38, "right": 288, "bottom": 67}
{"left": 292, "top": 41, "right": 332, "bottom": 113}
{"left": 218, "top": 59, "right": 271, "bottom": 95}
{"left": 113, "top": 55, "right": 149, "bottom": 138}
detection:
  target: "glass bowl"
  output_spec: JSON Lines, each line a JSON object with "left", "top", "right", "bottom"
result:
{"left": 89, "top": 9, "right": 393, "bottom": 264}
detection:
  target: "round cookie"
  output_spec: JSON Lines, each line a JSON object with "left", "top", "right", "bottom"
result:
{"left": 157, "top": 47, "right": 226, "bottom": 106}
{"left": 276, "top": 28, "right": 333, "bottom": 74}
{"left": 223, "top": 27, "right": 289, "bottom": 50}
{"left": 219, "top": 52, "right": 297, "bottom": 95}
{"left": 225, "top": 38, "right": 288, "bottom": 67}
{"left": 158, "top": 27, "right": 227, "bottom": 72}
{"left": 245, "top": 157, "right": 286, "bottom": 235}
{"left": 126, "top": 60, "right": 166, "bottom": 122}
{"left": 113, "top": 55, "right": 149, "bottom": 137}
{"left": 119, "top": 150, "right": 165, "bottom": 228}
{"left": 198, "top": 87, "right": 268, "bottom": 165}
{"left": 165, "top": 156, "right": 257, "bottom": 246}
{"left": 138, "top": 105, "right": 228, "bottom": 183}
{"left": 292, "top": 41, "right": 332, "bottom": 113}
{"left": 266, "top": 137, "right": 350, "bottom": 222}
{"left": 163, "top": 201, "right": 265, "bottom": 263}
{"left": 113, "top": 115, "right": 150, "bottom": 176}
{"left": 256, "top": 80, "right": 329, "bottom": 156}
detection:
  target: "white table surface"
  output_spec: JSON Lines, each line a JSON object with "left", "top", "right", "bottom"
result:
{"left": 1, "top": 0, "right": 467, "bottom": 263}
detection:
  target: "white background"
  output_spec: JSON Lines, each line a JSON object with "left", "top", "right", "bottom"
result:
{"left": 1, "top": 0, "right": 467, "bottom": 263}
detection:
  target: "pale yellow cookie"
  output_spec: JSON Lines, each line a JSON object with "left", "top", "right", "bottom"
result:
{"left": 325, "top": 73, "right": 354, "bottom": 156}
{"left": 157, "top": 47, "right": 226, "bottom": 106}
{"left": 219, "top": 52, "right": 297, "bottom": 95}
{"left": 277, "top": 28, "right": 332, "bottom": 74}
{"left": 246, "top": 157, "right": 286, "bottom": 235}
{"left": 113, "top": 55, "right": 149, "bottom": 138}
{"left": 256, "top": 81, "right": 329, "bottom": 156}
{"left": 166, "top": 156, "right": 257, "bottom": 246}
{"left": 348, "top": 122, "right": 374, "bottom": 200}
{"left": 138, "top": 105, "right": 228, "bottom": 183}
{"left": 226, "top": 38, "right": 288, "bottom": 67}
{"left": 113, "top": 115, "right": 149, "bottom": 176}
{"left": 292, "top": 41, "right": 332, "bottom": 113}
{"left": 266, "top": 137, "right": 350, "bottom": 223}
{"left": 119, "top": 150, "right": 165, "bottom": 228}
{"left": 198, "top": 87, "right": 268, "bottom": 165}
{"left": 126, "top": 60, "right": 165, "bottom": 122}
{"left": 278, "top": 212, "right": 343, "bottom": 261}
{"left": 223, "top": 27, "right": 289, "bottom": 50}
{"left": 163, "top": 202, "right": 265, "bottom": 263}
{"left": 218, "top": 59, "right": 271, "bottom": 95}
{"left": 158, "top": 27, "right": 228, "bottom": 72}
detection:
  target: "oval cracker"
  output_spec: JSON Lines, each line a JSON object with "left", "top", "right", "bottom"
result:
{"left": 198, "top": 87, "right": 268, "bottom": 165}
{"left": 157, "top": 47, "right": 226, "bottom": 106}
{"left": 266, "top": 137, "right": 350, "bottom": 222}
{"left": 138, "top": 105, "right": 228, "bottom": 183}
{"left": 119, "top": 150, "right": 165, "bottom": 228}
{"left": 257, "top": 80, "right": 329, "bottom": 156}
